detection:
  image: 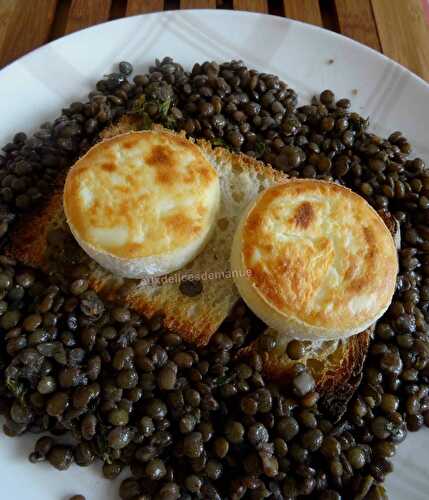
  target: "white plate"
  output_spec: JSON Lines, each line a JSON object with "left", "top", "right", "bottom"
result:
{"left": 0, "top": 9, "right": 428, "bottom": 500}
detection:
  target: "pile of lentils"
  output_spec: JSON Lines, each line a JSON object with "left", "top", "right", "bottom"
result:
{"left": 0, "top": 58, "right": 428, "bottom": 500}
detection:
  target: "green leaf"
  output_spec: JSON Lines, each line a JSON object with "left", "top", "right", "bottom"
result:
{"left": 6, "top": 376, "right": 26, "bottom": 403}
{"left": 130, "top": 95, "right": 176, "bottom": 131}
{"left": 159, "top": 97, "right": 171, "bottom": 117}
{"left": 212, "top": 138, "right": 226, "bottom": 147}
{"left": 211, "top": 138, "right": 234, "bottom": 151}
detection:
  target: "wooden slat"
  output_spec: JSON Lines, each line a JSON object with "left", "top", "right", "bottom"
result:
{"left": 283, "top": 0, "right": 322, "bottom": 26}
{"left": 0, "top": 0, "right": 57, "bottom": 68}
{"left": 126, "top": 0, "right": 164, "bottom": 15}
{"left": 65, "top": 0, "right": 112, "bottom": 34}
{"left": 233, "top": 0, "right": 268, "bottom": 13}
{"left": 0, "top": 0, "right": 14, "bottom": 55}
{"left": 181, "top": 0, "right": 216, "bottom": 7}
{"left": 335, "top": 0, "right": 380, "bottom": 51}
{"left": 372, "top": 0, "right": 429, "bottom": 81}
{"left": 49, "top": 0, "right": 71, "bottom": 41}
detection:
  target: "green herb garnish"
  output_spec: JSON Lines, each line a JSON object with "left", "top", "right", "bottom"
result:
{"left": 212, "top": 138, "right": 226, "bottom": 147}
{"left": 255, "top": 141, "right": 266, "bottom": 158}
{"left": 131, "top": 95, "right": 176, "bottom": 131}
{"left": 159, "top": 97, "right": 171, "bottom": 117}
{"left": 6, "top": 376, "right": 26, "bottom": 403}
{"left": 213, "top": 373, "right": 235, "bottom": 387}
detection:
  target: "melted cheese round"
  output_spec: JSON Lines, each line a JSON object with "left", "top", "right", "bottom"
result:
{"left": 231, "top": 179, "right": 398, "bottom": 340}
{"left": 64, "top": 130, "right": 220, "bottom": 278}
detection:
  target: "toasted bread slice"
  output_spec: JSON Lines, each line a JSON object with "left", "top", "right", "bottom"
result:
{"left": 7, "top": 117, "right": 287, "bottom": 346}
{"left": 239, "top": 326, "right": 372, "bottom": 421}
{"left": 240, "top": 327, "right": 371, "bottom": 394}
{"left": 238, "top": 209, "right": 399, "bottom": 419}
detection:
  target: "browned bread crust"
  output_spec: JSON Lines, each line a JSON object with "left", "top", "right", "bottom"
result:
{"left": 239, "top": 327, "right": 371, "bottom": 421}
{"left": 7, "top": 190, "right": 63, "bottom": 268}
{"left": 239, "top": 327, "right": 371, "bottom": 394}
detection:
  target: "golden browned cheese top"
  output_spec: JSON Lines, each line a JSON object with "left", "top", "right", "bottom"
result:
{"left": 64, "top": 130, "right": 219, "bottom": 259}
{"left": 241, "top": 180, "right": 398, "bottom": 330}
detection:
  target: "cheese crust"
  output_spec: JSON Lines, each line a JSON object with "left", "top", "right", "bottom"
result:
{"left": 64, "top": 130, "right": 220, "bottom": 278}
{"left": 231, "top": 179, "right": 398, "bottom": 340}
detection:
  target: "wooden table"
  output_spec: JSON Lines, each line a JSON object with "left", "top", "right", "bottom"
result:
{"left": 0, "top": 0, "right": 428, "bottom": 81}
